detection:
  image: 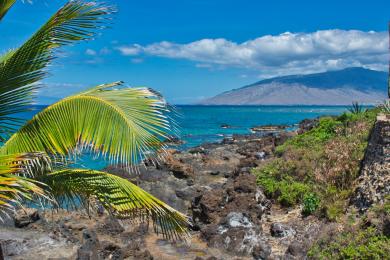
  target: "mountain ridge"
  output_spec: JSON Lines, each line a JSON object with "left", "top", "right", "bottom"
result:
{"left": 199, "top": 67, "right": 388, "bottom": 105}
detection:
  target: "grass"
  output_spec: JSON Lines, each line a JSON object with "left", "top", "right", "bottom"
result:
{"left": 253, "top": 109, "right": 378, "bottom": 219}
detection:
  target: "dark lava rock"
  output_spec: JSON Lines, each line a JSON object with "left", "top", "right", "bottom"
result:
{"left": 98, "top": 241, "right": 123, "bottom": 260}
{"left": 252, "top": 241, "right": 272, "bottom": 260}
{"left": 14, "top": 208, "right": 40, "bottom": 228}
{"left": 202, "top": 212, "right": 266, "bottom": 256}
{"left": 286, "top": 241, "right": 305, "bottom": 258}
{"left": 233, "top": 173, "right": 257, "bottom": 193}
{"left": 188, "top": 146, "right": 208, "bottom": 155}
{"left": 297, "top": 118, "right": 319, "bottom": 134}
{"left": 270, "top": 223, "right": 295, "bottom": 238}
{"left": 77, "top": 229, "right": 100, "bottom": 260}
{"left": 97, "top": 217, "right": 125, "bottom": 235}
{"left": 163, "top": 135, "right": 185, "bottom": 146}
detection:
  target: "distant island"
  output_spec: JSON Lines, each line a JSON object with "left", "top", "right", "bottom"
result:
{"left": 198, "top": 67, "right": 387, "bottom": 105}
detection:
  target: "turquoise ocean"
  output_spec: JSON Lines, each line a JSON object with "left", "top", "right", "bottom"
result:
{"left": 21, "top": 105, "right": 352, "bottom": 169}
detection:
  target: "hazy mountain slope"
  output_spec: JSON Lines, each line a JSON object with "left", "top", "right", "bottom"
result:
{"left": 199, "top": 67, "right": 388, "bottom": 105}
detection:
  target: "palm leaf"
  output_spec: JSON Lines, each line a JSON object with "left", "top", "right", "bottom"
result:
{"left": 0, "top": 0, "right": 16, "bottom": 21}
{"left": 0, "top": 0, "right": 114, "bottom": 139}
{"left": 41, "top": 169, "right": 190, "bottom": 240}
{"left": 0, "top": 154, "right": 50, "bottom": 217}
{"left": 1, "top": 82, "right": 171, "bottom": 167}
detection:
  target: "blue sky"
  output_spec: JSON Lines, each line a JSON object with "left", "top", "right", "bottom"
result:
{"left": 1, "top": 0, "right": 389, "bottom": 104}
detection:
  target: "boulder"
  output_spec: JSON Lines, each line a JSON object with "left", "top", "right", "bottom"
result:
{"left": 77, "top": 229, "right": 100, "bottom": 260}
{"left": 270, "top": 223, "right": 295, "bottom": 238}
{"left": 14, "top": 208, "right": 40, "bottom": 228}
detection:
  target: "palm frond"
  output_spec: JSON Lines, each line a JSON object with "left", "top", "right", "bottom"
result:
{"left": 0, "top": 0, "right": 114, "bottom": 139}
{"left": 2, "top": 82, "right": 171, "bottom": 167}
{"left": 0, "top": 154, "right": 50, "bottom": 217}
{"left": 41, "top": 169, "right": 190, "bottom": 240}
{"left": 0, "top": 0, "right": 16, "bottom": 21}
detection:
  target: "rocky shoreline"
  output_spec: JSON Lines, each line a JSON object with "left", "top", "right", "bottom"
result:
{"left": 0, "top": 116, "right": 388, "bottom": 259}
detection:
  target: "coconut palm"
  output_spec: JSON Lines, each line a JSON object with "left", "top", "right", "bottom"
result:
{"left": 0, "top": 0, "right": 189, "bottom": 239}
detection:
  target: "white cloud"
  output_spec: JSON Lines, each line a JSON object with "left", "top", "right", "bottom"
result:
{"left": 85, "top": 49, "right": 97, "bottom": 56}
{"left": 117, "top": 30, "right": 388, "bottom": 77}
{"left": 117, "top": 44, "right": 142, "bottom": 56}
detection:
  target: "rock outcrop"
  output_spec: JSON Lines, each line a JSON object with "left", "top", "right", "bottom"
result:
{"left": 352, "top": 114, "right": 390, "bottom": 212}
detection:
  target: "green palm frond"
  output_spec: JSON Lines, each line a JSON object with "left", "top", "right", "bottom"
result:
{"left": 2, "top": 82, "right": 171, "bottom": 167}
{"left": 0, "top": 0, "right": 16, "bottom": 21}
{"left": 42, "top": 169, "right": 190, "bottom": 240}
{"left": 0, "top": 0, "right": 114, "bottom": 138}
{"left": 0, "top": 154, "right": 50, "bottom": 217}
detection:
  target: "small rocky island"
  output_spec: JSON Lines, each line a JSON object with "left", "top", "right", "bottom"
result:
{"left": 1, "top": 113, "right": 389, "bottom": 259}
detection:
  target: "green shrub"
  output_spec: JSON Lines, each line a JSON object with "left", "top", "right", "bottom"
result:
{"left": 254, "top": 108, "right": 378, "bottom": 215}
{"left": 302, "top": 193, "right": 320, "bottom": 216}
{"left": 308, "top": 227, "right": 390, "bottom": 259}
{"left": 253, "top": 160, "right": 310, "bottom": 207}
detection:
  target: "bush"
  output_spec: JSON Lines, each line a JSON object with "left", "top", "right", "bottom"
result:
{"left": 254, "top": 108, "right": 378, "bottom": 216}
{"left": 253, "top": 160, "right": 310, "bottom": 207}
{"left": 308, "top": 227, "right": 390, "bottom": 259}
{"left": 302, "top": 193, "right": 320, "bottom": 216}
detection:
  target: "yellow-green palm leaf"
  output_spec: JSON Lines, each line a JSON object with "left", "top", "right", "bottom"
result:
{"left": 1, "top": 82, "right": 171, "bottom": 166}
{"left": 0, "top": 154, "right": 49, "bottom": 216}
{"left": 42, "top": 169, "right": 190, "bottom": 240}
{"left": 0, "top": 0, "right": 113, "bottom": 139}
{"left": 0, "top": 0, "right": 15, "bottom": 21}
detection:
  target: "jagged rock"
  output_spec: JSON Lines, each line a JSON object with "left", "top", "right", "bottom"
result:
{"left": 77, "top": 229, "right": 100, "bottom": 260}
{"left": 14, "top": 208, "right": 40, "bottom": 228}
{"left": 297, "top": 118, "right": 319, "bottom": 134}
{"left": 202, "top": 212, "right": 266, "bottom": 256}
{"left": 98, "top": 241, "right": 123, "bottom": 260}
{"left": 252, "top": 241, "right": 272, "bottom": 260}
{"left": 270, "top": 223, "right": 295, "bottom": 237}
{"left": 286, "top": 241, "right": 305, "bottom": 258}
{"left": 352, "top": 115, "right": 390, "bottom": 212}
{"left": 97, "top": 217, "right": 125, "bottom": 235}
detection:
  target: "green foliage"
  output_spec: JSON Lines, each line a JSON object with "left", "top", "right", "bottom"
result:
{"left": 0, "top": 0, "right": 190, "bottom": 238}
{"left": 308, "top": 227, "right": 390, "bottom": 259}
{"left": 43, "top": 169, "right": 190, "bottom": 240}
{"left": 302, "top": 193, "right": 320, "bottom": 216}
{"left": 253, "top": 159, "right": 311, "bottom": 207}
{"left": 276, "top": 117, "right": 341, "bottom": 153}
{"left": 380, "top": 100, "right": 390, "bottom": 114}
{"left": 0, "top": 0, "right": 113, "bottom": 139}
{"left": 254, "top": 108, "right": 377, "bottom": 220}
{"left": 348, "top": 101, "right": 366, "bottom": 114}
{"left": 1, "top": 82, "right": 171, "bottom": 166}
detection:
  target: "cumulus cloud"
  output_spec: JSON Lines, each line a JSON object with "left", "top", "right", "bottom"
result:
{"left": 117, "top": 30, "right": 388, "bottom": 77}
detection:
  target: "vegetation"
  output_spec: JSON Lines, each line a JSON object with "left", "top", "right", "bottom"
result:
{"left": 308, "top": 227, "right": 390, "bottom": 259}
{"left": 308, "top": 197, "right": 390, "bottom": 259}
{"left": 253, "top": 109, "right": 377, "bottom": 219}
{"left": 302, "top": 193, "right": 320, "bottom": 216}
{"left": 0, "top": 0, "right": 189, "bottom": 239}
{"left": 347, "top": 101, "right": 366, "bottom": 114}
{"left": 380, "top": 100, "right": 390, "bottom": 114}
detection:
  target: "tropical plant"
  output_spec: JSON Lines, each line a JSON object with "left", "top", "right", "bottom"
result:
{"left": 347, "top": 101, "right": 365, "bottom": 114}
{"left": 0, "top": 0, "right": 189, "bottom": 239}
{"left": 380, "top": 100, "right": 390, "bottom": 114}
